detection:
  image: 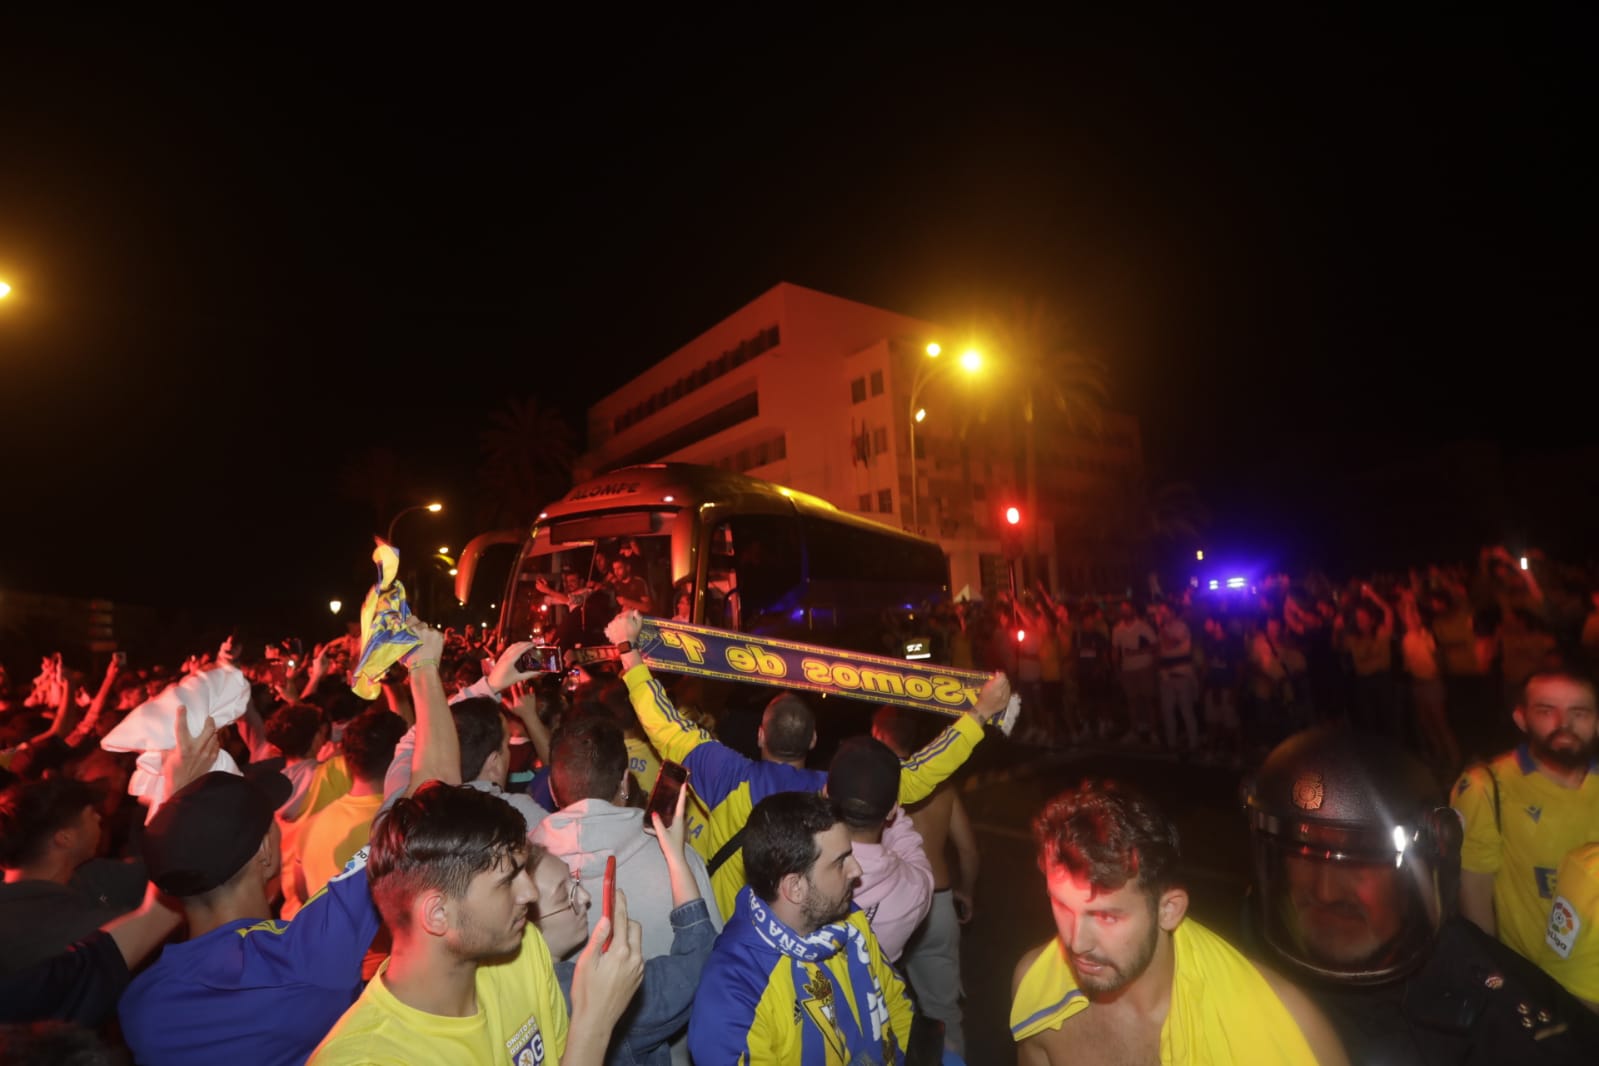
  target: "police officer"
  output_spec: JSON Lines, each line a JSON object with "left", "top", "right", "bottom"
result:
{"left": 1244, "top": 725, "right": 1599, "bottom": 1064}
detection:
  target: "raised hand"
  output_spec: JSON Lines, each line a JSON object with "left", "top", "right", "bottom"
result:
{"left": 487, "top": 641, "right": 540, "bottom": 692}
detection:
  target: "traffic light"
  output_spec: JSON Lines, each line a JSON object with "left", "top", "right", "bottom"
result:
{"left": 1000, "top": 505, "right": 1024, "bottom": 559}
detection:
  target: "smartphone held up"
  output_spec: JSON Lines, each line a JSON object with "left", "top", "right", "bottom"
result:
{"left": 645, "top": 761, "right": 689, "bottom": 830}
{"left": 515, "top": 645, "right": 564, "bottom": 675}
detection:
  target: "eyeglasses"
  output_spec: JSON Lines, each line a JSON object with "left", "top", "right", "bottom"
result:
{"left": 538, "top": 870, "right": 585, "bottom": 920}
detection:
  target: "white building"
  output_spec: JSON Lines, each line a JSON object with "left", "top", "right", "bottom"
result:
{"left": 577, "top": 283, "right": 1144, "bottom": 597}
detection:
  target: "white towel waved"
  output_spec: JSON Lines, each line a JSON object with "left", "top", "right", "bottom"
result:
{"left": 101, "top": 665, "right": 250, "bottom": 813}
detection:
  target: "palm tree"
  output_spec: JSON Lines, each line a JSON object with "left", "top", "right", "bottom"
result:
{"left": 986, "top": 298, "right": 1110, "bottom": 570}
{"left": 477, "top": 395, "right": 578, "bottom": 527}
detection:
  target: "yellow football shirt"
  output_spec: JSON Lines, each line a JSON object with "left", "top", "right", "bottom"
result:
{"left": 1453, "top": 747, "right": 1599, "bottom": 962}
{"left": 309, "top": 922, "right": 568, "bottom": 1065}
{"left": 1538, "top": 843, "right": 1599, "bottom": 1004}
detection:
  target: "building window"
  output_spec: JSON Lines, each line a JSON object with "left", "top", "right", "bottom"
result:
{"left": 869, "top": 369, "right": 884, "bottom": 396}
{"left": 877, "top": 488, "right": 893, "bottom": 513}
{"left": 871, "top": 427, "right": 888, "bottom": 455}
{"left": 850, "top": 378, "right": 867, "bottom": 404}
{"left": 859, "top": 493, "right": 873, "bottom": 512}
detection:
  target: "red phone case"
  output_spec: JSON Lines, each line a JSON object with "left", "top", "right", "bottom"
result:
{"left": 601, "top": 855, "right": 617, "bottom": 951}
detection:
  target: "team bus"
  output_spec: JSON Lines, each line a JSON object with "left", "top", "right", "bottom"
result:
{"left": 453, "top": 463, "right": 951, "bottom": 657}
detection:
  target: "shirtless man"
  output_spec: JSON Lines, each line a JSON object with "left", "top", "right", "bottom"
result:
{"left": 872, "top": 706, "right": 980, "bottom": 1055}
{"left": 1010, "top": 781, "right": 1347, "bottom": 1066}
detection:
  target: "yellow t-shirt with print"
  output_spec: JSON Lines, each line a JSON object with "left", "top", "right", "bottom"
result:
{"left": 309, "top": 922, "right": 567, "bottom": 1065}
{"left": 1537, "top": 842, "right": 1599, "bottom": 1004}
{"left": 1453, "top": 747, "right": 1599, "bottom": 963}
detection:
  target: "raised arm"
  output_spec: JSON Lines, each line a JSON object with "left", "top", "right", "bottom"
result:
{"left": 406, "top": 622, "right": 458, "bottom": 794}
{"left": 608, "top": 612, "right": 717, "bottom": 767}
{"left": 563, "top": 889, "right": 645, "bottom": 1066}
{"left": 66, "top": 657, "right": 122, "bottom": 748}
{"left": 897, "top": 673, "right": 1010, "bottom": 806}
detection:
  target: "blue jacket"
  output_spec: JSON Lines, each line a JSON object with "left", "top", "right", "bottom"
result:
{"left": 119, "top": 859, "right": 379, "bottom": 1066}
{"left": 555, "top": 898, "right": 716, "bottom": 1066}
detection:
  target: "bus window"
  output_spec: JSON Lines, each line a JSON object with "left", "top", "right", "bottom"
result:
{"left": 708, "top": 515, "right": 803, "bottom": 634}
{"left": 512, "top": 533, "right": 673, "bottom": 647}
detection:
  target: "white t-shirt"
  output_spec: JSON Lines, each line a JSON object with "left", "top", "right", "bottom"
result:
{"left": 1113, "top": 620, "right": 1158, "bottom": 672}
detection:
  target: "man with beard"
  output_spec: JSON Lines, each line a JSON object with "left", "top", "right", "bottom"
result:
{"left": 688, "top": 791, "right": 914, "bottom": 1065}
{"left": 1247, "top": 726, "right": 1599, "bottom": 1063}
{"left": 1010, "top": 781, "right": 1347, "bottom": 1066}
{"left": 1453, "top": 665, "right": 1599, "bottom": 967}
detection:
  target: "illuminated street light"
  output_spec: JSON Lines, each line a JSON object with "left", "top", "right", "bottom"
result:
{"left": 908, "top": 345, "right": 984, "bottom": 533}
{"left": 448, "top": 568, "right": 458, "bottom": 576}
{"left": 0, "top": 281, "right": 11, "bottom": 300}
{"left": 1005, "top": 506, "right": 1021, "bottom": 525}
{"left": 438, "top": 546, "right": 450, "bottom": 554}
{"left": 329, "top": 599, "right": 342, "bottom": 614}
{"left": 386, "top": 502, "right": 443, "bottom": 543}
{"left": 1196, "top": 549, "right": 1204, "bottom": 561}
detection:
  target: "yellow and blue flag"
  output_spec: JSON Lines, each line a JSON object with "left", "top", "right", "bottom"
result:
{"left": 352, "top": 539, "right": 421, "bottom": 699}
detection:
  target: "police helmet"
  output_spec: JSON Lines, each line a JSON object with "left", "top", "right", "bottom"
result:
{"left": 1244, "top": 726, "right": 1460, "bottom": 984}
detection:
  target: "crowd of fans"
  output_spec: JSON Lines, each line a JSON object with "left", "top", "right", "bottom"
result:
{"left": 0, "top": 543, "right": 1596, "bottom": 1064}
{"left": 901, "top": 546, "right": 1599, "bottom": 781}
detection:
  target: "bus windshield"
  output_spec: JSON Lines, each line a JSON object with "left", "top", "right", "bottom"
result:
{"left": 505, "top": 530, "right": 674, "bottom": 647}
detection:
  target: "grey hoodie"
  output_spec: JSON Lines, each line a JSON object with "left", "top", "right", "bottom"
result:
{"left": 530, "top": 798, "right": 721, "bottom": 959}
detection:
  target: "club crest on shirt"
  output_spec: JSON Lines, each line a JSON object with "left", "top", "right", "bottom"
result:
{"left": 1524, "top": 804, "right": 1542, "bottom": 824}
{"left": 506, "top": 1015, "right": 545, "bottom": 1064}
{"left": 1292, "top": 773, "right": 1324, "bottom": 811}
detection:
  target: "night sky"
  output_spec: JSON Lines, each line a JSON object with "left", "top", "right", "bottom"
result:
{"left": 2, "top": 12, "right": 1592, "bottom": 624}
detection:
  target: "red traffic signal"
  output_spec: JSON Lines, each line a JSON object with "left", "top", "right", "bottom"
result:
{"left": 1005, "top": 506, "right": 1021, "bottom": 525}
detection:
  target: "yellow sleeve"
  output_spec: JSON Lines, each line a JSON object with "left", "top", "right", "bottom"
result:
{"left": 870, "top": 919, "right": 915, "bottom": 1051}
{"left": 1451, "top": 765, "right": 1503, "bottom": 875}
{"left": 897, "top": 715, "right": 985, "bottom": 806}
{"left": 1541, "top": 843, "right": 1599, "bottom": 1003}
{"left": 624, "top": 664, "right": 711, "bottom": 765}
{"left": 626, "top": 737, "right": 662, "bottom": 796}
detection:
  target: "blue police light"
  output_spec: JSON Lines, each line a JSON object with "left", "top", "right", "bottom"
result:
{"left": 1208, "top": 580, "right": 1220, "bottom": 591}
{"left": 1226, "top": 577, "right": 1247, "bottom": 589}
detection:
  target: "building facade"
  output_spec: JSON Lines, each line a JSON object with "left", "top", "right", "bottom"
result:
{"left": 576, "top": 283, "right": 1144, "bottom": 598}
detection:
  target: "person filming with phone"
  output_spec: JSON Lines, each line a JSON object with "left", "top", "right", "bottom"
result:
{"left": 531, "top": 716, "right": 721, "bottom": 961}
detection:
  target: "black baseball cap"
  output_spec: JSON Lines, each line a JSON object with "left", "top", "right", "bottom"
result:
{"left": 828, "top": 736, "right": 901, "bottom": 827}
{"left": 143, "top": 768, "right": 291, "bottom": 897}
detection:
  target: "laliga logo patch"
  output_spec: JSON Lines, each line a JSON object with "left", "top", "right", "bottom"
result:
{"left": 1292, "top": 772, "right": 1324, "bottom": 811}
{"left": 1545, "top": 896, "right": 1578, "bottom": 959}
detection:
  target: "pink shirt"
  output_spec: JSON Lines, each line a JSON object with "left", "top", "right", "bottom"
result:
{"left": 850, "top": 807, "right": 935, "bottom": 962}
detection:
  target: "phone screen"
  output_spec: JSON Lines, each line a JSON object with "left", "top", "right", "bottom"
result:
{"left": 516, "top": 645, "right": 564, "bottom": 674}
{"left": 645, "top": 761, "right": 689, "bottom": 829}
{"left": 601, "top": 855, "right": 617, "bottom": 952}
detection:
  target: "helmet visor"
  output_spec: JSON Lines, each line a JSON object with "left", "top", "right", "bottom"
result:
{"left": 1254, "top": 834, "right": 1442, "bottom": 984}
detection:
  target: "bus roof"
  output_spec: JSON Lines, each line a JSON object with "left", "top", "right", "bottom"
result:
{"left": 539, "top": 463, "right": 940, "bottom": 551}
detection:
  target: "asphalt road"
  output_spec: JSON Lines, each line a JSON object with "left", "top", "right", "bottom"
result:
{"left": 947, "top": 740, "right": 1257, "bottom": 1066}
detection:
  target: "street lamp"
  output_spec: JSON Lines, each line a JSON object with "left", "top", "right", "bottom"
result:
{"left": 385, "top": 502, "right": 443, "bottom": 544}
{"left": 0, "top": 281, "right": 11, "bottom": 300}
{"left": 329, "top": 599, "right": 342, "bottom": 614}
{"left": 907, "top": 346, "right": 982, "bottom": 534}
